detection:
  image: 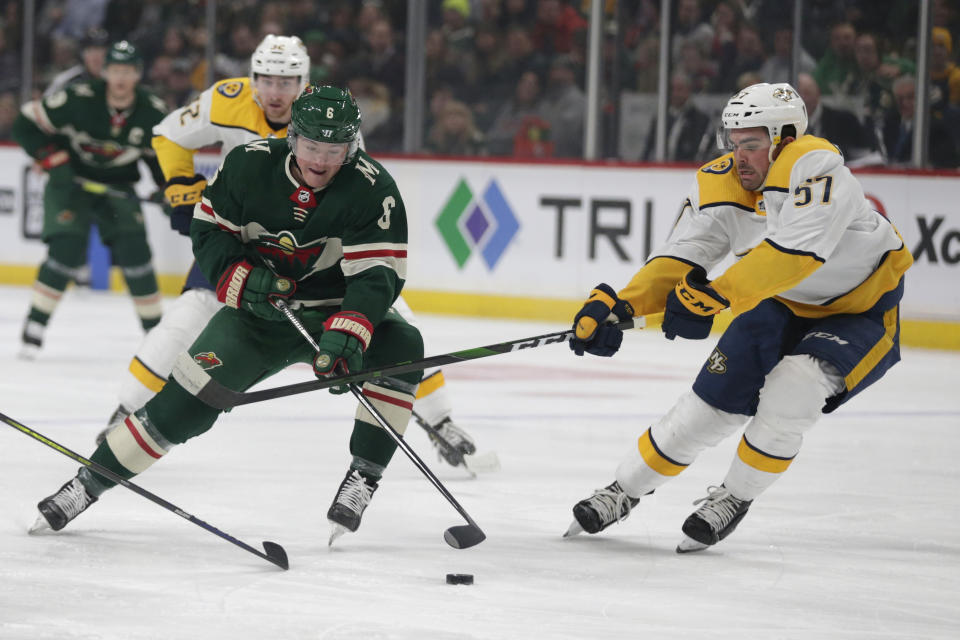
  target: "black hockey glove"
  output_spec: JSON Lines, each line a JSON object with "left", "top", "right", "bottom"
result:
{"left": 313, "top": 311, "right": 373, "bottom": 394}
{"left": 662, "top": 266, "right": 729, "bottom": 340}
{"left": 215, "top": 261, "right": 296, "bottom": 321}
{"left": 569, "top": 283, "right": 634, "bottom": 357}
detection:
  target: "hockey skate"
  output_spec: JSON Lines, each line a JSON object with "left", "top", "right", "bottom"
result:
{"left": 427, "top": 417, "right": 477, "bottom": 466}
{"left": 95, "top": 405, "right": 130, "bottom": 446}
{"left": 30, "top": 477, "right": 98, "bottom": 533}
{"left": 564, "top": 481, "right": 640, "bottom": 537}
{"left": 327, "top": 469, "right": 378, "bottom": 546}
{"left": 676, "top": 485, "right": 752, "bottom": 553}
{"left": 18, "top": 320, "right": 44, "bottom": 360}
{"left": 414, "top": 414, "right": 500, "bottom": 475}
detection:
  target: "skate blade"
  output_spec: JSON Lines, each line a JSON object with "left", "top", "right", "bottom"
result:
{"left": 563, "top": 520, "right": 584, "bottom": 538}
{"left": 676, "top": 534, "right": 709, "bottom": 554}
{"left": 328, "top": 523, "right": 350, "bottom": 547}
{"left": 462, "top": 451, "right": 501, "bottom": 475}
{"left": 17, "top": 344, "right": 40, "bottom": 361}
{"left": 28, "top": 513, "right": 52, "bottom": 535}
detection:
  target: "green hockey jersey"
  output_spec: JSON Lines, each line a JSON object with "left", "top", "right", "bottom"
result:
{"left": 193, "top": 138, "right": 408, "bottom": 327}
{"left": 13, "top": 79, "right": 166, "bottom": 185}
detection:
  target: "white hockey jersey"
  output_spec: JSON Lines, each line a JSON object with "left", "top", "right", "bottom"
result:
{"left": 620, "top": 135, "right": 913, "bottom": 318}
{"left": 151, "top": 77, "right": 288, "bottom": 181}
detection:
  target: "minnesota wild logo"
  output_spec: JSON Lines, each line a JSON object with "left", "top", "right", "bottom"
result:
{"left": 254, "top": 231, "right": 331, "bottom": 279}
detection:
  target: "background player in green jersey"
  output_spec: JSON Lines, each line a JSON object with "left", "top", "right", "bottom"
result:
{"left": 32, "top": 85, "right": 425, "bottom": 546}
{"left": 13, "top": 41, "right": 167, "bottom": 358}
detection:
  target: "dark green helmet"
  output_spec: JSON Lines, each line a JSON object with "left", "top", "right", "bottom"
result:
{"left": 105, "top": 41, "right": 143, "bottom": 68}
{"left": 288, "top": 84, "right": 362, "bottom": 162}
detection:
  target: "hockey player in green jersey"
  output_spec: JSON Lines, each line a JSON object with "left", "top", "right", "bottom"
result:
{"left": 31, "top": 85, "right": 425, "bottom": 546}
{"left": 14, "top": 41, "right": 167, "bottom": 358}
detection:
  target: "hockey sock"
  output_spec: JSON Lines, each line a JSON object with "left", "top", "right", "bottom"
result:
{"left": 83, "top": 441, "right": 136, "bottom": 495}
{"left": 28, "top": 253, "right": 85, "bottom": 328}
{"left": 112, "top": 235, "right": 161, "bottom": 330}
{"left": 121, "top": 262, "right": 162, "bottom": 330}
{"left": 349, "top": 380, "right": 417, "bottom": 469}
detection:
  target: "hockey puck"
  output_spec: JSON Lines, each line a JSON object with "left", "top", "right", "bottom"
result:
{"left": 446, "top": 573, "right": 474, "bottom": 585}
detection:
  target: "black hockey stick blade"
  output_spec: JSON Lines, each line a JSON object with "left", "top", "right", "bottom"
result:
{"left": 262, "top": 541, "right": 289, "bottom": 570}
{"left": 1, "top": 410, "right": 289, "bottom": 570}
{"left": 194, "top": 317, "right": 646, "bottom": 410}
{"left": 444, "top": 524, "right": 486, "bottom": 549}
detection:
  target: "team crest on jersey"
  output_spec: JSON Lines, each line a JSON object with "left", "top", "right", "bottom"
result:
{"left": 217, "top": 81, "right": 244, "bottom": 98}
{"left": 256, "top": 232, "right": 327, "bottom": 278}
{"left": 56, "top": 210, "right": 75, "bottom": 224}
{"left": 79, "top": 140, "right": 125, "bottom": 161}
{"left": 706, "top": 348, "right": 728, "bottom": 374}
{"left": 701, "top": 157, "right": 733, "bottom": 175}
{"left": 193, "top": 351, "right": 223, "bottom": 370}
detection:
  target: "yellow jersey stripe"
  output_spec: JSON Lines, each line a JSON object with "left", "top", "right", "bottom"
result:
{"left": 765, "top": 135, "right": 840, "bottom": 190}
{"left": 712, "top": 240, "right": 823, "bottom": 315}
{"left": 845, "top": 306, "right": 900, "bottom": 390}
{"left": 152, "top": 135, "right": 197, "bottom": 181}
{"left": 737, "top": 436, "right": 795, "bottom": 473}
{"left": 619, "top": 256, "right": 695, "bottom": 316}
{"left": 638, "top": 428, "right": 688, "bottom": 476}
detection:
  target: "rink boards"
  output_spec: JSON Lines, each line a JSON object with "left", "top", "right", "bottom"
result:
{"left": 0, "top": 146, "right": 957, "bottom": 348}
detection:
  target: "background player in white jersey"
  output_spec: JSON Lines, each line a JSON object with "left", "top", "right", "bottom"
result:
{"left": 566, "top": 83, "right": 913, "bottom": 552}
{"left": 98, "top": 34, "right": 483, "bottom": 469}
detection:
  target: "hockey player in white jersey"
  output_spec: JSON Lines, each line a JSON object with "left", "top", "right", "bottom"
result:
{"left": 566, "top": 83, "right": 913, "bottom": 551}
{"left": 98, "top": 34, "right": 483, "bottom": 470}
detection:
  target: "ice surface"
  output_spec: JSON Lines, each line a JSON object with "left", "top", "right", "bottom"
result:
{"left": 1, "top": 285, "right": 959, "bottom": 639}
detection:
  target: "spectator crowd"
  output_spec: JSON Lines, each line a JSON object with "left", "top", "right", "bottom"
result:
{"left": 1, "top": 0, "right": 958, "bottom": 167}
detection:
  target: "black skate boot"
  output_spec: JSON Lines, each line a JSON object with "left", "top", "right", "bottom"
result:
{"left": 31, "top": 477, "right": 99, "bottom": 532}
{"left": 565, "top": 481, "right": 640, "bottom": 537}
{"left": 427, "top": 417, "right": 477, "bottom": 466}
{"left": 327, "top": 469, "right": 379, "bottom": 545}
{"left": 677, "top": 485, "right": 752, "bottom": 553}
{"left": 95, "top": 405, "right": 130, "bottom": 446}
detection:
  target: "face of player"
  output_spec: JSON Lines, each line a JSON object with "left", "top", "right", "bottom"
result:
{"left": 83, "top": 46, "right": 107, "bottom": 76}
{"left": 728, "top": 127, "right": 772, "bottom": 191}
{"left": 103, "top": 64, "right": 141, "bottom": 104}
{"left": 293, "top": 137, "right": 348, "bottom": 189}
{"left": 254, "top": 74, "right": 302, "bottom": 124}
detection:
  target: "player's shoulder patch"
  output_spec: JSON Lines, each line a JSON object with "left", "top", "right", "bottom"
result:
{"left": 71, "top": 82, "right": 95, "bottom": 98}
{"left": 138, "top": 88, "right": 168, "bottom": 114}
{"left": 695, "top": 152, "right": 755, "bottom": 212}
{"left": 700, "top": 155, "right": 734, "bottom": 175}
{"left": 216, "top": 79, "right": 245, "bottom": 98}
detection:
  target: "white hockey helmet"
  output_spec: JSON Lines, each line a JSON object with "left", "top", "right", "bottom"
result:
{"left": 250, "top": 34, "right": 310, "bottom": 93}
{"left": 717, "top": 82, "right": 807, "bottom": 160}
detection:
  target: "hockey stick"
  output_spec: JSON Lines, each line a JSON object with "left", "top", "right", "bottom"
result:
{"left": 193, "top": 317, "right": 646, "bottom": 410}
{"left": 74, "top": 178, "right": 160, "bottom": 204}
{"left": 275, "top": 300, "right": 486, "bottom": 550}
{"left": 1, "top": 410, "right": 289, "bottom": 570}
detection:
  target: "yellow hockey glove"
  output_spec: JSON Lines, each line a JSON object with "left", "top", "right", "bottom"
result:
{"left": 662, "top": 267, "right": 729, "bottom": 340}
{"left": 570, "top": 283, "right": 634, "bottom": 357}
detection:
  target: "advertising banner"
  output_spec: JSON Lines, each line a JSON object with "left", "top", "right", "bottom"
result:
{"left": 2, "top": 147, "right": 958, "bottom": 324}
